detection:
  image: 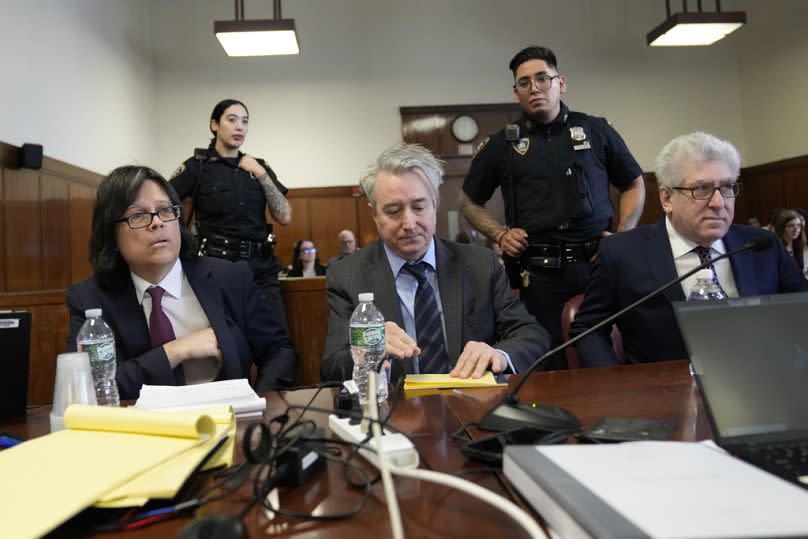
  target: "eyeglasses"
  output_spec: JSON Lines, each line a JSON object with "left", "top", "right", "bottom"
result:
{"left": 671, "top": 183, "right": 740, "bottom": 200}
{"left": 115, "top": 205, "right": 182, "bottom": 229}
{"left": 513, "top": 74, "right": 559, "bottom": 92}
{"left": 301, "top": 247, "right": 317, "bottom": 254}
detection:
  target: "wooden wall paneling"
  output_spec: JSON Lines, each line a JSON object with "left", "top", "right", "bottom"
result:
{"left": 309, "top": 196, "right": 358, "bottom": 263}
{"left": 782, "top": 167, "right": 808, "bottom": 213}
{"left": 276, "top": 197, "right": 311, "bottom": 268}
{"left": 4, "top": 169, "right": 43, "bottom": 291}
{"left": 40, "top": 174, "right": 71, "bottom": 289}
{"left": 0, "top": 291, "right": 67, "bottom": 405}
{"left": 280, "top": 277, "right": 328, "bottom": 385}
{"left": 356, "top": 195, "right": 378, "bottom": 247}
{"left": 68, "top": 183, "right": 95, "bottom": 283}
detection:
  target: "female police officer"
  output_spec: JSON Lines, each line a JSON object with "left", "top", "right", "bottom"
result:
{"left": 170, "top": 99, "right": 293, "bottom": 333}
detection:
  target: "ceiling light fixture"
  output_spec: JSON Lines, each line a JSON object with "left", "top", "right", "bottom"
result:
{"left": 647, "top": 0, "right": 746, "bottom": 47}
{"left": 215, "top": 0, "right": 299, "bottom": 57}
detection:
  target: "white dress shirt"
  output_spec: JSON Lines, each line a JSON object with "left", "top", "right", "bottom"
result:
{"left": 130, "top": 259, "right": 219, "bottom": 384}
{"left": 665, "top": 217, "right": 740, "bottom": 298}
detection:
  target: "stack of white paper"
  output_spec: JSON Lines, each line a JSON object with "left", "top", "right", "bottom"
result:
{"left": 134, "top": 378, "right": 266, "bottom": 418}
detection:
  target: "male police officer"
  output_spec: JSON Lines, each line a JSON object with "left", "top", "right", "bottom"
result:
{"left": 459, "top": 45, "right": 645, "bottom": 369}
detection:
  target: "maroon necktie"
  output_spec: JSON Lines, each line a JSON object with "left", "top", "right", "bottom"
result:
{"left": 147, "top": 286, "right": 185, "bottom": 385}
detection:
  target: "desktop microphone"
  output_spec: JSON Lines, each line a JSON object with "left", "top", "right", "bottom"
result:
{"left": 477, "top": 233, "right": 774, "bottom": 433}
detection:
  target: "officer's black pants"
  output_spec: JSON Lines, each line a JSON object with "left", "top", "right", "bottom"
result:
{"left": 520, "top": 262, "right": 593, "bottom": 371}
{"left": 244, "top": 255, "right": 291, "bottom": 336}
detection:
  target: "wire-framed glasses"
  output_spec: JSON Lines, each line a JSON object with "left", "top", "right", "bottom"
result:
{"left": 115, "top": 205, "right": 182, "bottom": 229}
{"left": 671, "top": 183, "right": 740, "bottom": 200}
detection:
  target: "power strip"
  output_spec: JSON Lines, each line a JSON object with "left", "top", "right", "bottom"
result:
{"left": 328, "top": 414, "right": 419, "bottom": 469}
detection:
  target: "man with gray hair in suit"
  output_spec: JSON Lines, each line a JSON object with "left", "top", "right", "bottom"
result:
{"left": 321, "top": 143, "right": 550, "bottom": 383}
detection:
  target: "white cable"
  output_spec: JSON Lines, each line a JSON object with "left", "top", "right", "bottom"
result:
{"left": 367, "top": 371, "right": 404, "bottom": 539}
{"left": 387, "top": 465, "right": 549, "bottom": 539}
{"left": 364, "top": 373, "right": 547, "bottom": 539}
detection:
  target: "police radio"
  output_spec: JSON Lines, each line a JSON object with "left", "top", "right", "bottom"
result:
{"left": 504, "top": 124, "right": 520, "bottom": 142}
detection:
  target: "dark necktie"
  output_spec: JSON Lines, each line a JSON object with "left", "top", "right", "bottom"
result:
{"left": 401, "top": 262, "right": 451, "bottom": 374}
{"left": 147, "top": 286, "right": 185, "bottom": 385}
{"left": 693, "top": 246, "right": 727, "bottom": 296}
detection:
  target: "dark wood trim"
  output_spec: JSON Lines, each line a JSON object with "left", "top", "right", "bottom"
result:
{"left": 0, "top": 289, "right": 66, "bottom": 307}
{"left": 400, "top": 103, "right": 521, "bottom": 115}
{"left": 741, "top": 154, "right": 808, "bottom": 175}
{"left": 285, "top": 185, "right": 358, "bottom": 199}
{"left": 0, "top": 141, "right": 102, "bottom": 188}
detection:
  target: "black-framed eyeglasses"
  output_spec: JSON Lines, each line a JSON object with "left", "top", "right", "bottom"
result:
{"left": 671, "top": 183, "right": 741, "bottom": 200}
{"left": 115, "top": 205, "right": 182, "bottom": 229}
{"left": 301, "top": 247, "right": 317, "bottom": 254}
{"left": 513, "top": 74, "right": 559, "bottom": 92}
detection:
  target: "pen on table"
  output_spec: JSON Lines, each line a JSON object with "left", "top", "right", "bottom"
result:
{"left": 452, "top": 389, "right": 481, "bottom": 402}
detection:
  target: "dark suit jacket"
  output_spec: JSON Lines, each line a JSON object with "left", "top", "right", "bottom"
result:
{"left": 321, "top": 239, "right": 550, "bottom": 382}
{"left": 66, "top": 257, "right": 297, "bottom": 399}
{"left": 570, "top": 220, "right": 808, "bottom": 367}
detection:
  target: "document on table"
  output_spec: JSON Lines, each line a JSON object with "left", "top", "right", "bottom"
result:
{"left": 0, "top": 404, "right": 234, "bottom": 538}
{"left": 403, "top": 371, "right": 507, "bottom": 390}
{"left": 135, "top": 378, "right": 266, "bottom": 417}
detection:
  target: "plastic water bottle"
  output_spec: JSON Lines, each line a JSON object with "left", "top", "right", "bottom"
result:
{"left": 687, "top": 270, "right": 727, "bottom": 301}
{"left": 350, "top": 293, "right": 388, "bottom": 403}
{"left": 76, "top": 309, "right": 120, "bottom": 406}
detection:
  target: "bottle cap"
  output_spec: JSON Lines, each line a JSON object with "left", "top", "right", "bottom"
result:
{"left": 84, "top": 308, "right": 102, "bottom": 318}
{"left": 693, "top": 269, "right": 713, "bottom": 281}
{"left": 358, "top": 292, "right": 374, "bottom": 302}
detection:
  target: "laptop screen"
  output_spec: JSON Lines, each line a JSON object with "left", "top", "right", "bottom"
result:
{"left": 673, "top": 293, "right": 808, "bottom": 441}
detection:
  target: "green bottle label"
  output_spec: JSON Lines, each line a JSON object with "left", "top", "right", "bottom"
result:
{"left": 350, "top": 326, "right": 385, "bottom": 346}
{"left": 80, "top": 340, "right": 116, "bottom": 365}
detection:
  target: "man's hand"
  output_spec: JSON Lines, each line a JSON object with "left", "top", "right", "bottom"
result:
{"left": 449, "top": 341, "right": 507, "bottom": 379}
{"left": 237, "top": 154, "right": 267, "bottom": 179}
{"left": 498, "top": 227, "right": 529, "bottom": 258}
{"left": 163, "top": 327, "right": 222, "bottom": 369}
{"left": 384, "top": 321, "right": 420, "bottom": 361}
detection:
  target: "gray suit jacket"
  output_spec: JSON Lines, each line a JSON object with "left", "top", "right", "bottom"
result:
{"left": 321, "top": 239, "right": 550, "bottom": 382}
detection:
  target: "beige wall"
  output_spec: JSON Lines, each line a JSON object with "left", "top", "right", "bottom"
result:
{"left": 735, "top": 0, "right": 808, "bottom": 166}
{"left": 0, "top": 0, "right": 803, "bottom": 182}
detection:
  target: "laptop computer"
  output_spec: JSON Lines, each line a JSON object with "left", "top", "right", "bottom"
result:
{"left": 0, "top": 311, "right": 31, "bottom": 418}
{"left": 673, "top": 292, "right": 808, "bottom": 488}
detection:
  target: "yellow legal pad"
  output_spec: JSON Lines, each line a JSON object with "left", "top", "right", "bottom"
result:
{"left": 0, "top": 404, "right": 235, "bottom": 539}
{"left": 403, "top": 371, "right": 507, "bottom": 391}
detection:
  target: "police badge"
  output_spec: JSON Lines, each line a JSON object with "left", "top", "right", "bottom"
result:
{"left": 569, "top": 126, "right": 586, "bottom": 141}
{"left": 513, "top": 138, "right": 530, "bottom": 156}
{"left": 570, "top": 126, "right": 591, "bottom": 150}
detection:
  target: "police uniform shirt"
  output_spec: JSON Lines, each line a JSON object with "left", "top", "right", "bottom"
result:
{"left": 462, "top": 102, "right": 642, "bottom": 243}
{"left": 170, "top": 148, "right": 288, "bottom": 243}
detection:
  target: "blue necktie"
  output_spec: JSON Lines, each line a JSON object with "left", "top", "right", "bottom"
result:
{"left": 401, "top": 262, "right": 451, "bottom": 374}
{"left": 693, "top": 246, "right": 727, "bottom": 296}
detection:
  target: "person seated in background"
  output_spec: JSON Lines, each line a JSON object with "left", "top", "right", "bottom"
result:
{"left": 286, "top": 239, "right": 327, "bottom": 277}
{"left": 570, "top": 132, "right": 808, "bottom": 368}
{"left": 326, "top": 229, "right": 357, "bottom": 267}
{"left": 66, "top": 166, "right": 297, "bottom": 399}
{"left": 774, "top": 209, "right": 808, "bottom": 274}
{"left": 321, "top": 143, "right": 550, "bottom": 383}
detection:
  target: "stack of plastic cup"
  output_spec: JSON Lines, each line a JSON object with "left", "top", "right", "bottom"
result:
{"left": 50, "top": 352, "right": 98, "bottom": 432}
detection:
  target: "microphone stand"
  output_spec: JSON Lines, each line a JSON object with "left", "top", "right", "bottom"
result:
{"left": 477, "top": 238, "right": 769, "bottom": 432}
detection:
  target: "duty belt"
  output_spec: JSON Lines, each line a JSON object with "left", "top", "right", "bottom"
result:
{"left": 523, "top": 239, "right": 600, "bottom": 269}
{"left": 198, "top": 233, "right": 275, "bottom": 260}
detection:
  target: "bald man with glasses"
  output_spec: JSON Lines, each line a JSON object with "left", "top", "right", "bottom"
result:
{"left": 570, "top": 132, "right": 808, "bottom": 368}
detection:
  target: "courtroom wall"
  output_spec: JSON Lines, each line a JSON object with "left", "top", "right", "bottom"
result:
{"left": 0, "top": 0, "right": 156, "bottom": 175}
{"left": 735, "top": 0, "right": 808, "bottom": 166}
